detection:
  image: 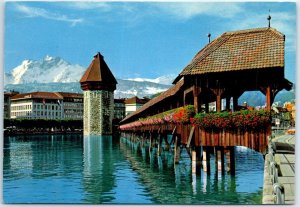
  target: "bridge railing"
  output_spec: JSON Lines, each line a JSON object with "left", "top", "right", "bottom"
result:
{"left": 267, "top": 136, "right": 285, "bottom": 204}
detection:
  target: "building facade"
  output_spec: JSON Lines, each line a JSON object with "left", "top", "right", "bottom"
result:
{"left": 10, "top": 92, "right": 63, "bottom": 119}
{"left": 114, "top": 98, "right": 126, "bottom": 120}
{"left": 9, "top": 92, "right": 83, "bottom": 120}
{"left": 4, "top": 91, "right": 19, "bottom": 119}
{"left": 57, "top": 92, "right": 83, "bottom": 119}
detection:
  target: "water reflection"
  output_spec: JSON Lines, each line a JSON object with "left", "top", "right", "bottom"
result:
{"left": 82, "top": 135, "right": 115, "bottom": 203}
{"left": 119, "top": 137, "right": 263, "bottom": 204}
{"left": 3, "top": 134, "right": 263, "bottom": 204}
{"left": 3, "top": 134, "right": 84, "bottom": 203}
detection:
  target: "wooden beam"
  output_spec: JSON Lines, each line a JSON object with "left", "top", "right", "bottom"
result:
{"left": 186, "top": 126, "right": 195, "bottom": 148}
{"left": 216, "top": 94, "right": 221, "bottom": 112}
{"left": 211, "top": 88, "right": 224, "bottom": 112}
{"left": 266, "top": 86, "right": 271, "bottom": 111}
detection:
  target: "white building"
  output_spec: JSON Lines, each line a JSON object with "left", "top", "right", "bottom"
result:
{"left": 124, "top": 96, "right": 149, "bottom": 116}
{"left": 10, "top": 92, "right": 83, "bottom": 120}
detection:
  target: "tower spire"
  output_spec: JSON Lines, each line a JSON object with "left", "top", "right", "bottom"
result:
{"left": 267, "top": 9, "right": 271, "bottom": 28}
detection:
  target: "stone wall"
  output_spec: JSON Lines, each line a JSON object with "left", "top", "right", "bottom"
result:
{"left": 83, "top": 90, "right": 114, "bottom": 135}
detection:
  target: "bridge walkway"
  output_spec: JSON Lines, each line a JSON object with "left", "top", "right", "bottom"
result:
{"left": 262, "top": 134, "right": 295, "bottom": 204}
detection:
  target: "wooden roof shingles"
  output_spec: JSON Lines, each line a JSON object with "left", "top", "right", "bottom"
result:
{"left": 178, "top": 27, "right": 285, "bottom": 79}
{"left": 80, "top": 52, "right": 117, "bottom": 91}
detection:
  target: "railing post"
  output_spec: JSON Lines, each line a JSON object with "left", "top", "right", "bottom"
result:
{"left": 273, "top": 183, "right": 285, "bottom": 204}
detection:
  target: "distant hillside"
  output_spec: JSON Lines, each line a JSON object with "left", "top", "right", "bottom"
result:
{"left": 239, "top": 89, "right": 295, "bottom": 107}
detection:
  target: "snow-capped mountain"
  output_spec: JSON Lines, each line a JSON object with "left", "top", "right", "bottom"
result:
{"left": 4, "top": 55, "right": 171, "bottom": 98}
{"left": 5, "top": 55, "right": 85, "bottom": 84}
{"left": 126, "top": 74, "right": 177, "bottom": 85}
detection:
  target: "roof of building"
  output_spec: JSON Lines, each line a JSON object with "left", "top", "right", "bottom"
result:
{"left": 80, "top": 52, "right": 117, "bottom": 85}
{"left": 121, "top": 79, "right": 184, "bottom": 123}
{"left": 174, "top": 27, "right": 285, "bottom": 83}
{"left": 56, "top": 92, "right": 83, "bottom": 98}
{"left": 4, "top": 91, "right": 19, "bottom": 97}
{"left": 124, "top": 96, "right": 150, "bottom": 105}
{"left": 11, "top": 92, "right": 63, "bottom": 100}
{"left": 114, "top": 98, "right": 126, "bottom": 103}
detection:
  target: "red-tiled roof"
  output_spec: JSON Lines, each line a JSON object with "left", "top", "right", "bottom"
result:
{"left": 121, "top": 79, "right": 184, "bottom": 123}
{"left": 11, "top": 92, "right": 63, "bottom": 100}
{"left": 176, "top": 27, "right": 285, "bottom": 82}
{"left": 80, "top": 52, "right": 117, "bottom": 84}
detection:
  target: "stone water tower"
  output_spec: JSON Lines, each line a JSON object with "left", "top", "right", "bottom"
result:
{"left": 80, "top": 52, "right": 117, "bottom": 135}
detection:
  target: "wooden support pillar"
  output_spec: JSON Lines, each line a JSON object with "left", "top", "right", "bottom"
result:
{"left": 193, "top": 86, "right": 201, "bottom": 114}
{"left": 227, "top": 146, "right": 235, "bottom": 175}
{"left": 174, "top": 135, "right": 181, "bottom": 165}
{"left": 157, "top": 133, "right": 162, "bottom": 156}
{"left": 221, "top": 147, "right": 225, "bottom": 175}
{"left": 192, "top": 149, "right": 197, "bottom": 174}
{"left": 149, "top": 132, "right": 153, "bottom": 152}
{"left": 213, "top": 147, "right": 225, "bottom": 175}
{"left": 215, "top": 147, "right": 221, "bottom": 172}
{"left": 211, "top": 88, "right": 224, "bottom": 112}
{"left": 216, "top": 95, "right": 221, "bottom": 112}
{"left": 192, "top": 147, "right": 202, "bottom": 175}
{"left": 266, "top": 86, "right": 272, "bottom": 112}
{"left": 163, "top": 134, "right": 170, "bottom": 151}
{"left": 202, "top": 147, "right": 211, "bottom": 175}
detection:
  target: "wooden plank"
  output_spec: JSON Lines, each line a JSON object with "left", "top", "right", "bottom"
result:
{"left": 278, "top": 177, "right": 295, "bottom": 184}
{"left": 279, "top": 164, "right": 294, "bottom": 177}
{"left": 186, "top": 126, "right": 195, "bottom": 148}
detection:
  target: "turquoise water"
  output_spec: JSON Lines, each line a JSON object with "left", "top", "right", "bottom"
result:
{"left": 3, "top": 134, "right": 264, "bottom": 204}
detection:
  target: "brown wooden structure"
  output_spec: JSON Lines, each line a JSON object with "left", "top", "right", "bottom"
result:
{"left": 119, "top": 27, "right": 292, "bottom": 175}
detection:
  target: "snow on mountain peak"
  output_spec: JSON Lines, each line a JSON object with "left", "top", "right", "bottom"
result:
{"left": 126, "top": 74, "right": 176, "bottom": 85}
{"left": 6, "top": 56, "right": 86, "bottom": 84}
{"left": 44, "top": 55, "right": 53, "bottom": 61}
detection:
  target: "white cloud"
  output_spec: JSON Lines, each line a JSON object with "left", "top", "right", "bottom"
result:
{"left": 152, "top": 2, "right": 244, "bottom": 20}
{"left": 65, "top": 2, "right": 112, "bottom": 11}
{"left": 15, "top": 4, "right": 83, "bottom": 26}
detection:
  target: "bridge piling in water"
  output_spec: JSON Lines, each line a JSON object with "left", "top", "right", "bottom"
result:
{"left": 174, "top": 135, "right": 181, "bottom": 165}
{"left": 192, "top": 147, "right": 202, "bottom": 175}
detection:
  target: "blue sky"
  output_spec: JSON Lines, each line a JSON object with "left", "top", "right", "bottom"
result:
{"left": 4, "top": 1, "right": 296, "bottom": 82}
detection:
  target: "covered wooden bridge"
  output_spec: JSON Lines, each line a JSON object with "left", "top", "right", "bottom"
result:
{"left": 119, "top": 27, "right": 292, "bottom": 174}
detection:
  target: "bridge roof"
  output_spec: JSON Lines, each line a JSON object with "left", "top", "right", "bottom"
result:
{"left": 121, "top": 79, "right": 184, "bottom": 123}
{"left": 174, "top": 27, "right": 285, "bottom": 83}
